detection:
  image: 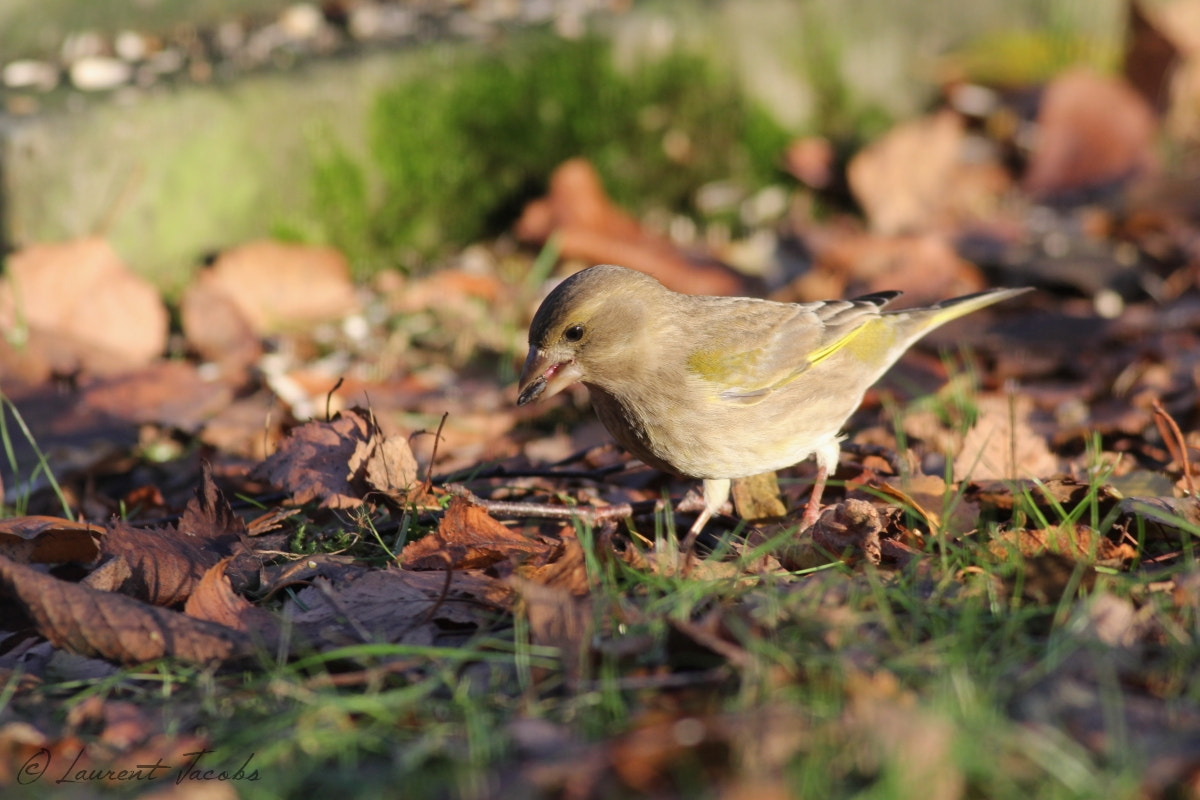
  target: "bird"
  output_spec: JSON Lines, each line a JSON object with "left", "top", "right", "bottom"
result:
{"left": 517, "top": 264, "right": 1029, "bottom": 550}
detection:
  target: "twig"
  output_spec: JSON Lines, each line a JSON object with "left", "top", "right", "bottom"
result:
{"left": 415, "top": 552, "right": 456, "bottom": 626}
{"left": 1153, "top": 398, "right": 1196, "bottom": 496}
{"left": 313, "top": 578, "right": 376, "bottom": 645}
{"left": 421, "top": 411, "right": 450, "bottom": 498}
{"left": 431, "top": 462, "right": 628, "bottom": 485}
{"left": 444, "top": 483, "right": 642, "bottom": 525}
{"left": 324, "top": 376, "right": 344, "bottom": 422}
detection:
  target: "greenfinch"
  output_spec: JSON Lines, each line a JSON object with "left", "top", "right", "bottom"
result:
{"left": 518, "top": 264, "right": 1029, "bottom": 546}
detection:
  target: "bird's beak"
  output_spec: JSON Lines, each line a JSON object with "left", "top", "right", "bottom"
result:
{"left": 517, "top": 348, "right": 583, "bottom": 406}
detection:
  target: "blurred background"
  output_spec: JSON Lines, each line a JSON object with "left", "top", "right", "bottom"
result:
{"left": 0, "top": 0, "right": 1158, "bottom": 295}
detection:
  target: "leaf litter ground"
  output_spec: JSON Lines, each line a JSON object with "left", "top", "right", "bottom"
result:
{"left": 5, "top": 44, "right": 1200, "bottom": 799}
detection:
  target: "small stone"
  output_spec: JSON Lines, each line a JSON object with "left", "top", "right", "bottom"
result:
{"left": 145, "top": 48, "right": 184, "bottom": 75}
{"left": 348, "top": 3, "right": 418, "bottom": 40}
{"left": 61, "top": 30, "right": 106, "bottom": 63}
{"left": 279, "top": 4, "right": 325, "bottom": 41}
{"left": 3, "top": 60, "right": 59, "bottom": 91}
{"left": 69, "top": 57, "right": 133, "bottom": 91}
{"left": 115, "top": 30, "right": 149, "bottom": 61}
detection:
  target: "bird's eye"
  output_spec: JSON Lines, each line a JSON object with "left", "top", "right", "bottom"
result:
{"left": 564, "top": 324, "right": 585, "bottom": 342}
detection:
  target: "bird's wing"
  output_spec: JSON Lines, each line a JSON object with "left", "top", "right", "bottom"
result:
{"left": 684, "top": 293, "right": 901, "bottom": 404}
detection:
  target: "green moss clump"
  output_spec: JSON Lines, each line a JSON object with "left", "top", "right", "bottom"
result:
{"left": 310, "top": 34, "right": 790, "bottom": 274}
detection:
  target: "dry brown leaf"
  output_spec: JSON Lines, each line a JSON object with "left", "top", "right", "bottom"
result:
{"left": 778, "top": 498, "right": 883, "bottom": 570}
{"left": 364, "top": 432, "right": 420, "bottom": 497}
{"left": 0, "top": 554, "right": 257, "bottom": 666}
{"left": 844, "top": 699, "right": 963, "bottom": 800}
{"left": 731, "top": 471, "right": 788, "bottom": 524}
{"left": 515, "top": 158, "right": 747, "bottom": 296}
{"left": 988, "top": 524, "right": 1135, "bottom": 564}
{"left": 184, "top": 558, "right": 279, "bottom": 639}
{"left": 402, "top": 496, "right": 559, "bottom": 570}
{"left": 1023, "top": 69, "right": 1158, "bottom": 200}
{"left": 178, "top": 272, "right": 264, "bottom": 377}
{"left": 848, "top": 110, "right": 982, "bottom": 235}
{"left": 783, "top": 136, "right": 835, "bottom": 188}
{"left": 252, "top": 408, "right": 418, "bottom": 509}
{"left": 288, "top": 567, "right": 511, "bottom": 648}
{"left": 1124, "top": 0, "right": 1181, "bottom": 114}
{"left": 0, "top": 516, "right": 102, "bottom": 565}
{"left": 100, "top": 463, "right": 247, "bottom": 606}
{"left": 200, "top": 240, "right": 360, "bottom": 334}
{"left": 876, "top": 474, "right": 982, "bottom": 538}
{"left": 509, "top": 536, "right": 593, "bottom": 681}
{"left": 80, "top": 361, "right": 235, "bottom": 434}
{"left": 797, "top": 232, "right": 988, "bottom": 308}
{"left": 197, "top": 390, "right": 285, "bottom": 461}
{"left": 953, "top": 393, "right": 1059, "bottom": 482}
{"left": 252, "top": 410, "right": 372, "bottom": 509}
{"left": 0, "top": 238, "right": 169, "bottom": 376}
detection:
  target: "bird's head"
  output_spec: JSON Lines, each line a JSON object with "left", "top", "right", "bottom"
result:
{"left": 517, "top": 265, "right": 660, "bottom": 406}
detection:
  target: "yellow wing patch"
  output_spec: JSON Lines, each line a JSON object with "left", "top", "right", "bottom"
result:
{"left": 686, "top": 347, "right": 763, "bottom": 383}
{"left": 809, "top": 318, "right": 897, "bottom": 369}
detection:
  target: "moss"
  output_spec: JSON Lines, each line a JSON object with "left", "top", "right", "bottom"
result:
{"left": 309, "top": 33, "right": 791, "bottom": 273}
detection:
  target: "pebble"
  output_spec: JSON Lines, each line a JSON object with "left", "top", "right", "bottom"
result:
{"left": 279, "top": 4, "right": 326, "bottom": 41}
{"left": 115, "top": 30, "right": 149, "bottom": 62}
{"left": 3, "top": 0, "right": 620, "bottom": 102}
{"left": 69, "top": 57, "right": 133, "bottom": 91}
{"left": 60, "top": 30, "right": 107, "bottom": 63}
{"left": 3, "top": 60, "right": 59, "bottom": 91}
{"left": 348, "top": 3, "right": 418, "bottom": 40}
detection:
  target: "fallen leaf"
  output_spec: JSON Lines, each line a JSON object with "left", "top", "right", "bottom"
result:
{"left": 288, "top": 567, "right": 511, "bottom": 648}
{"left": 849, "top": 109, "right": 998, "bottom": 235}
{"left": 953, "top": 393, "right": 1060, "bottom": 482}
{"left": 252, "top": 410, "right": 375, "bottom": 509}
{"left": 1023, "top": 69, "right": 1158, "bottom": 200}
{"left": 0, "top": 554, "right": 257, "bottom": 666}
{"left": 200, "top": 240, "right": 360, "bottom": 334}
{"left": 79, "top": 361, "right": 234, "bottom": 434}
{"left": 730, "top": 472, "right": 787, "bottom": 524}
{"left": 509, "top": 536, "right": 595, "bottom": 683}
{"left": 100, "top": 463, "right": 248, "bottom": 606}
{"left": 402, "top": 496, "right": 559, "bottom": 570}
{"left": 184, "top": 558, "right": 279, "bottom": 639}
{"left": 783, "top": 136, "right": 835, "bottom": 189}
{"left": 253, "top": 408, "right": 421, "bottom": 509}
{"left": 0, "top": 238, "right": 169, "bottom": 375}
{"left": 178, "top": 272, "right": 264, "bottom": 378}
{"left": 795, "top": 231, "right": 988, "bottom": 308}
{"left": 0, "top": 516, "right": 102, "bottom": 564}
{"left": 363, "top": 431, "right": 420, "bottom": 499}
{"left": 515, "top": 158, "right": 747, "bottom": 296}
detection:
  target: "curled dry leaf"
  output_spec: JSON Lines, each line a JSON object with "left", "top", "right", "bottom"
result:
{"left": 1023, "top": 69, "right": 1158, "bottom": 200}
{"left": 253, "top": 408, "right": 417, "bottom": 509}
{"left": 287, "top": 567, "right": 511, "bottom": 649}
{"left": 953, "top": 393, "right": 1059, "bottom": 482}
{"left": 515, "top": 158, "right": 747, "bottom": 296}
{"left": 402, "top": 496, "right": 560, "bottom": 571}
{"left": 198, "top": 240, "right": 360, "bottom": 335}
{"left": 80, "top": 360, "right": 235, "bottom": 435}
{"left": 0, "top": 516, "right": 102, "bottom": 565}
{"left": 100, "top": 462, "right": 248, "bottom": 606}
{"left": 0, "top": 237, "right": 169, "bottom": 377}
{"left": 849, "top": 110, "right": 1008, "bottom": 235}
{"left": 0, "top": 555, "right": 257, "bottom": 667}
{"left": 778, "top": 499, "right": 883, "bottom": 570}
{"left": 184, "top": 558, "right": 280, "bottom": 641}
{"left": 508, "top": 536, "right": 593, "bottom": 682}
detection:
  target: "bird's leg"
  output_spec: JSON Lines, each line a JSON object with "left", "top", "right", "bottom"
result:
{"left": 799, "top": 464, "right": 828, "bottom": 530}
{"left": 680, "top": 478, "right": 731, "bottom": 553}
